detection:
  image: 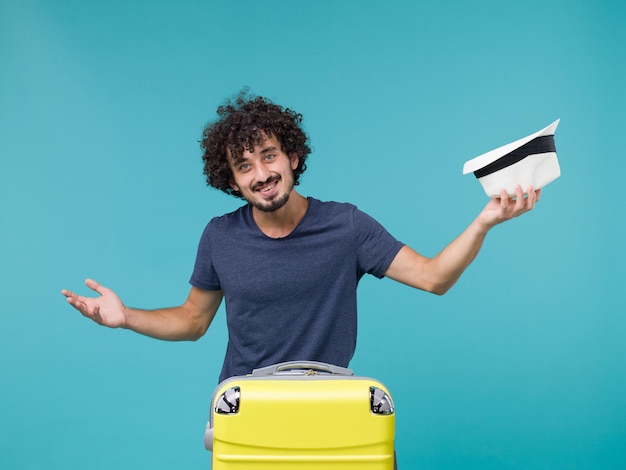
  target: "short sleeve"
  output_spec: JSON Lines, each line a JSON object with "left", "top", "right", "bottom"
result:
{"left": 189, "top": 222, "right": 222, "bottom": 291}
{"left": 353, "top": 208, "right": 404, "bottom": 279}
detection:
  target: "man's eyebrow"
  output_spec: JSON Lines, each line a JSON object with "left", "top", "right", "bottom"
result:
{"left": 231, "top": 146, "right": 279, "bottom": 166}
{"left": 259, "top": 146, "right": 279, "bottom": 154}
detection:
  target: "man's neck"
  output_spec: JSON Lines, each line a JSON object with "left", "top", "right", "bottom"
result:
{"left": 252, "top": 191, "right": 309, "bottom": 239}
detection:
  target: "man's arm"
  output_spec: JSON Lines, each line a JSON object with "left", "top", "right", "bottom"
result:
{"left": 385, "top": 185, "right": 541, "bottom": 295}
{"left": 61, "top": 279, "right": 223, "bottom": 341}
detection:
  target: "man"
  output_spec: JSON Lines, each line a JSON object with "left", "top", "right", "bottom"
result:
{"left": 61, "top": 92, "right": 540, "bottom": 383}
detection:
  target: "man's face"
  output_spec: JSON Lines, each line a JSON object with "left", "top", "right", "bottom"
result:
{"left": 228, "top": 134, "right": 299, "bottom": 212}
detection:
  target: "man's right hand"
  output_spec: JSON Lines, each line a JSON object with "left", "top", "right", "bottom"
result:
{"left": 61, "top": 279, "right": 127, "bottom": 328}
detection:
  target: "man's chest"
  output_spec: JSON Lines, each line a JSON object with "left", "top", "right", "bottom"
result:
{"left": 211, "top": 233, "right": 356, "bottom": 302}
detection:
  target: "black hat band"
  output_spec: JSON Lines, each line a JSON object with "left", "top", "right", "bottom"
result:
{"left": 474, "top": 135, "right": 556, "bottom": 178}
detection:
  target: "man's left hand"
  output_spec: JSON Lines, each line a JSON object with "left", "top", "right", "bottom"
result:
{"left": 478, "top": 185, "right": 542, "bottom": 229}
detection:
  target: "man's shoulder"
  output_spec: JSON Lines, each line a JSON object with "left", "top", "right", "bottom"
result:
{"left": 308, "top": 198, "right": 391, "bottom": 236}
{"left": 308, "top": 197, "right": 357, "bottom": 216}
{"left": 201, "top": 204, "right": 250, "bottom": 238}
{"left": 209, "top": 204, "right": 248, "bottom": 224}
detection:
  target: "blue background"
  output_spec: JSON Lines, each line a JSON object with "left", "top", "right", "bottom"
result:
{"left": 1, "top": 0, "right": 624, "bottom": 468}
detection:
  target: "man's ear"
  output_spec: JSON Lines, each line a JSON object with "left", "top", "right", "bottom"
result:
{"left": 290, "top": 153, "right": 299, "bottom": 170}
{"left": 229, "top": 180, "right": 240, "bottom": 192}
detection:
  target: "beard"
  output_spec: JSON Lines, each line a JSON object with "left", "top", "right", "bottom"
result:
{"left": 247, "top": 175, "right": 294, "bottom": 212}
{"left": 252, "top": 190, "right": 291, "bottom": 212}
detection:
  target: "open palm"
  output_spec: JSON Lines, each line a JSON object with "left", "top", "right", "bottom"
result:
{"left": 61, "top": 279, "right": 127, "bottom": 328}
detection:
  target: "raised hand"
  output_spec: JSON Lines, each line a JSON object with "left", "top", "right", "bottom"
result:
{"left": 478, "top": 185, "right": 541, "bottom": 229}
{"left": 61, "top": 279, "right": 127, "bottom": 328}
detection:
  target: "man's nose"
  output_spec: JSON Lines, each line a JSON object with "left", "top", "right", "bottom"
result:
{"left": 254, "top": 164, "right": 271, "bottom": 183}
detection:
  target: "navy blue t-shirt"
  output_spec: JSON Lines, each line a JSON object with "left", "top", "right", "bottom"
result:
{"left": 190, "top": 197, "right": 404, "bottom": 382}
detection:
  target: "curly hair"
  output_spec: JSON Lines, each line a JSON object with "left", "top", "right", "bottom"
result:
{"left": 200, "top": 90, "right": 311, "bottom": 199}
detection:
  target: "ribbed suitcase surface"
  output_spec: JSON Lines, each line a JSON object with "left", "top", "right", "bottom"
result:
{"left": 205, "top": 361, "right": 395, "bottom": 469}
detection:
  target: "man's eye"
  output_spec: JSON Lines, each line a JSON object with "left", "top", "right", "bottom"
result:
{"left": 239, "top": 164, "right": 251, "bottom": 171}
{"left": 264, "top": 154, "right": 275, "bottom": 161}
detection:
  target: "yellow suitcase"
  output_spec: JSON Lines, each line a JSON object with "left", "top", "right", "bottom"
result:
{"left": 204, "top": 361, "right": 395, "bottom": 469}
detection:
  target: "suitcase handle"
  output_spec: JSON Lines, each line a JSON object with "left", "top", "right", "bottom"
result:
{"left": 251, "top": 361, "right": 354, "bottom": 377}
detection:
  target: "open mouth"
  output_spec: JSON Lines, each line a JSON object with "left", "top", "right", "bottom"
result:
{"left": 259, "top": 181, "right": 277, "bottom": 192}
{"left": 256, "top": 178, "right": 279, "bottom": 193}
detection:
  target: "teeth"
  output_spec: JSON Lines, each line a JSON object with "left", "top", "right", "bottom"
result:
{"left": 260, "top": 182, "right": 276, "bottom": 192}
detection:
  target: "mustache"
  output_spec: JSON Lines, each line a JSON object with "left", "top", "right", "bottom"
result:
{"left": 254, "top": 175, "right": 280, "bottom": 190}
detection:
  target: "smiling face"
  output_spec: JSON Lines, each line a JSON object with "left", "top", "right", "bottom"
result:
{"left": 228, "top": 134, "right": 299, "bottom": 213}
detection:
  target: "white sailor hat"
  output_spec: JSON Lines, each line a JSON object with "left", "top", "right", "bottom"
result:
{"left": 463, "top": 119, "right": 561, "bottom": 197}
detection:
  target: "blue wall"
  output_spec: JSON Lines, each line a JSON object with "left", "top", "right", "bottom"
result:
{"left": 1, "top": 0, "right": 624, "bottom": 468}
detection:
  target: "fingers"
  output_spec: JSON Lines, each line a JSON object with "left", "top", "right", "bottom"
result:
{"left": 62, "top": 279, "right": 107, "bottom": 299}
{"left": 85, "top": 278, "right": 107, "bottom": 295}
{"left": 61, "top": 288, "right": 87, "bottom": 305}
{"left": 61, "top": 291, "right": 91, "bottom": 316}
{"left": 514, "top": 185, "right": 527, "bottom": 212}
{"left": 498, "top": 186, "right": 524, "bottom": 214}
{"left": 484, "top": 185, "right": 542, "bottom": 227}
{"left": 497, "top": 185, "right": 541, "bottom": 218}
{"left": 92, "top": 304, "right": 103, "bottom": 324}
{"left": 514, "top": 185, "right": 541, "bottom": 214}
{"left": 499, "top": 189, "right": 509, "bottom": 210}
{"left": 524, "top": 186, "right": 537, "bottom": 210}
{"left": 60, "top": 288, "right": 75, "bottom": 299}
{"left": 61, "top": 280, "right": 105, "bottom": 319}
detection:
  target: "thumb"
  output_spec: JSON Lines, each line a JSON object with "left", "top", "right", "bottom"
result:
{"left": 85, "top": 278, "right": 107, "bottom": 295}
